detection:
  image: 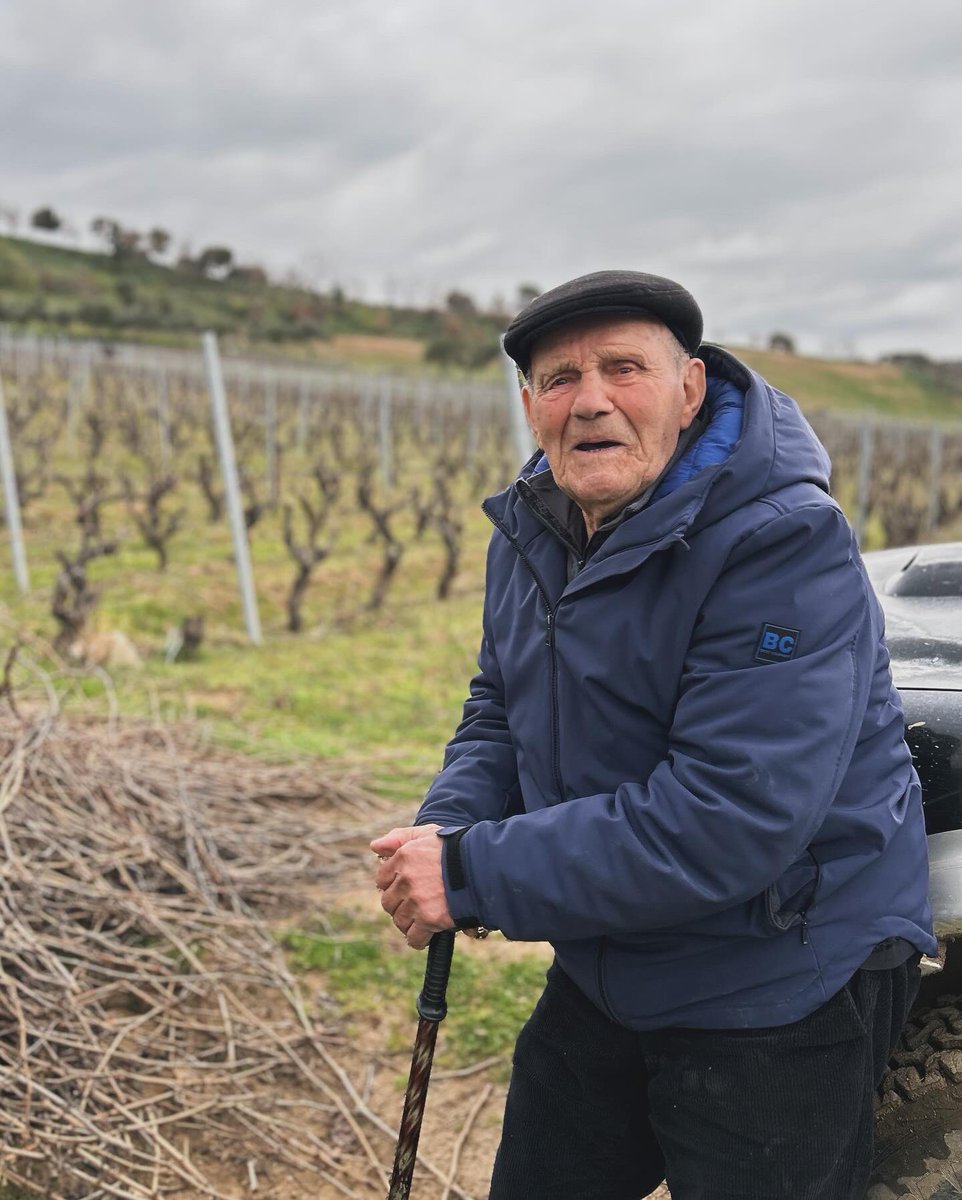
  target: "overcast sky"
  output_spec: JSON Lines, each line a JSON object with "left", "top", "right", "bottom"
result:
{"left": 3, "top": 0, "right": 962, "bottom": 358}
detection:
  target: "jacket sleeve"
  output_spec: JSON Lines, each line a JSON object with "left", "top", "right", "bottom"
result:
{"left": 448, "top": 503, "right": 888, "bottom": 941}
{"left": 415, "top": 594, "right": 521, "bottom": 833}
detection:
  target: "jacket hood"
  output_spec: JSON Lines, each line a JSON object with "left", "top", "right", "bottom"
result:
{"left": 488, "top": 345, "right": 833, "bottom": 550}
{"left": 684, "top": 345, "right": 832, "bottom": 535}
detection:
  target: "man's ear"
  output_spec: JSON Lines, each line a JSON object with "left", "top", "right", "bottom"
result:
{"left": 521, "top": 383, "right": 542, "bottom": 445}
{"left": 679, "top": 356, "right": 707, "bottom": 430}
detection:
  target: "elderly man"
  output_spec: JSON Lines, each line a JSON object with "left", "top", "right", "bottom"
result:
{"left": 372, "top": 271, "right": 935, "bottom": 1200}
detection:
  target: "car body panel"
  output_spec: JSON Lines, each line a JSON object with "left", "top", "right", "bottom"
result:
{"left": 865, "top": 541, "right": 962, "bottom": 934}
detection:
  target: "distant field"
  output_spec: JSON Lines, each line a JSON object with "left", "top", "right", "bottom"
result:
{"left": 737, "top": 347, "right": 962, "bottom": 421}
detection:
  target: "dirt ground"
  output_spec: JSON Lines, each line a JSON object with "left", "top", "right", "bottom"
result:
{"left": 265, "top": 862, "right": 672, "bottom": 1200}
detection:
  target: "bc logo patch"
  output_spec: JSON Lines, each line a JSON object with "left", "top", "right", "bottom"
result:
{"left": 754, "top": 623, "right": 801, "bottom": 664}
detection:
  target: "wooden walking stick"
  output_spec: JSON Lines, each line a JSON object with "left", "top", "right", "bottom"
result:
{"left": 387, "top": 929, "right": 456, "bottom": 1199}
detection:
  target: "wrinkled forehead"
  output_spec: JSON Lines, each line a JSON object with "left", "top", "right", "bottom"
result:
{"left": 528, "top": 314, "right": 675, "bottom": 375}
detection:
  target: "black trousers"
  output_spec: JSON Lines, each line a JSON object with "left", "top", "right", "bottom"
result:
{"left": 489, "top": 958, "right": 920, "bottom": 1200}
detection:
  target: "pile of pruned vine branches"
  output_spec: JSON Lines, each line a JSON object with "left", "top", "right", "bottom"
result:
{"left": 0, "top": 651, "right": 446, "bottom": 1200}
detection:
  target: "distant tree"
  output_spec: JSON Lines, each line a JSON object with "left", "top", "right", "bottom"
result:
{"left": 884, "top": 352, "right": 931, "bottom": 368}
{"left": 445, "top": 289, "right": 477, "bottom": 318}
{"left": 425, "top": 316, "right": 499, "bottom": 369}
{"left": 196, "top": 245, "right": 234, "bottom": 279}
{"left": 147, "top": 227, "right": 171, "bottom": 257}
{"left": 229, "top": 263, "right": 268, "bottom": 285}
{"left": 768, "top": 331, "right": 796, "bottom": 354}
{"left": 91, "top": 216, "right": 120, "bottom": 249}
{"left": 91, "top": 216, "right": 142, "bottom": 260}
{"left": 115, "top": 278, "right": 136, "bottom": 306}
{"left": 516, "top": 283, "right": 541, "bottom": 308}
{"left": 31, "top": 206, "right": 62, "bottom": 232}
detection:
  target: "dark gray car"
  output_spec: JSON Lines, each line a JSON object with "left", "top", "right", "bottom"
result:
{"left": 865, "top": 542, "right": 962, "bottom": 1199}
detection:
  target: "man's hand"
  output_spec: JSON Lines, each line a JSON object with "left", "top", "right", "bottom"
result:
{"left": 371, "top": 824, "right": 454, "bottom": 948}
{"left": 370, "top": 824, "right": 440, "bottom": 857}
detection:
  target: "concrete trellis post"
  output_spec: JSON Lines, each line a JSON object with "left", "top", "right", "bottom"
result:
{"left": 202, "top": 332, "right": 262, "bottom": 646}
{"left": 466, "top": 381, "right": 480, "bottom": 463}
{"left": 66, "top": 348, "right": 91, "bottom": 453}
{"left": 297, "top": 378, "right": 309, "bottom": 454}
{"left": 501, "top": 347, "right": 535, "bottom": 468}
{"left": 854, "top": 422, "right": 875, "bottom": 546}
{"left": 926, "top": 425, "right": 943, "bottom": 535}
{"left": 264, "top": 374, "right": 278, "bottom": 505}
{"left": 379, "top": 377, "right": 394, "bottom": 490}
{"left": 155, "top": 367, "right": 172, "bottom": 471}
{"left": 0, "top": 370, "right": 30, "bottom": 593}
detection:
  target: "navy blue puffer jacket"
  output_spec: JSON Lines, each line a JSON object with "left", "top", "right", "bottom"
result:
{"left": 418, "top": 346, "right": 936, "bottom": 1030}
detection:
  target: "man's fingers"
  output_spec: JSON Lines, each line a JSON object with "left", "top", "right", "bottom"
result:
{"left": 406, "top": 922, "right": 434, "bottom": 950}
{"left": 375, "top": 857, "right": 399, "bottom": 892}
{"left": 369, "top": 824, "right": 441, "bottom": 856}
{"left": 369, "top": 827, "right": 414, "bottom": 856}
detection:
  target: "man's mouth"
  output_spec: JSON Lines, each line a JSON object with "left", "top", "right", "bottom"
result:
{"left": 574, "top": 440, "right": 622, "bottom": 452}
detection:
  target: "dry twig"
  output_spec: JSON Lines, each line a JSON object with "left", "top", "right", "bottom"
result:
{"left": 0, "top": 660, "right": 409, "bottom": 1199}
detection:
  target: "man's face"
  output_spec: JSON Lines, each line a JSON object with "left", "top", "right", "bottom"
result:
{"left": 522, "top": 317, "right": 706, "bottom": 535}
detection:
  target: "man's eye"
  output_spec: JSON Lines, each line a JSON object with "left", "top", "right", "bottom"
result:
{"left": 548, "top": 375, "right": 571, "bottom": 388}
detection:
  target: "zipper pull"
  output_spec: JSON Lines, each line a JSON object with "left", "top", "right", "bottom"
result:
{"left": 545, "top": 612, "right": 553, "bottom": 647}
{"left": 800, "top": 912, "right": 809, "bottom": 945}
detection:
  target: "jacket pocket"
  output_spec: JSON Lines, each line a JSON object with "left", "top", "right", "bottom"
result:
{"left": 765, "top": 849, "right": 820, "bottom": 932}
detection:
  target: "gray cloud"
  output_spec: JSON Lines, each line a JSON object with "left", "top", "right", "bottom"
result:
{"left": 2, "top": 0, "right": 961, "bottom": 355}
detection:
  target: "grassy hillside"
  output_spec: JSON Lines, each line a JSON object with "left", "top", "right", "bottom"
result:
{"left": 0, "top": 233, "right": 501, "bottom": 367}
{"left": 737, "top": 347, "right": 962, "bottom": 421}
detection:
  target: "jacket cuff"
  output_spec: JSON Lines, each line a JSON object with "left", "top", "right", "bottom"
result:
{"left": 437, "top": 826, "right": 490, "bottom": 930}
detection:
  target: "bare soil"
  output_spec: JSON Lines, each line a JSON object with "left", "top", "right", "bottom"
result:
{"left": 216, "top": 860, "right": 672, "bottom": 1200}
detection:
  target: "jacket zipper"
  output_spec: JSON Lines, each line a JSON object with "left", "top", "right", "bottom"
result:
{"left": 484, "top": 504, "right": 566, "bottom": 801}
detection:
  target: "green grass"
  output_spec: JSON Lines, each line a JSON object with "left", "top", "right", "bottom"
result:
{"left": 0, "top": 411, "right": 500, "bottom": 800}
{"left": 282, "top": 913, "right": 547, "bottom": 1076}
{"left": 738, "top": 347, "right": 962, "bottom": 420}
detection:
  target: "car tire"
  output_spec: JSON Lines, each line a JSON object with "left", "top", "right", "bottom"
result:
{"left": 869, "top": 998, "right": 962, "bottom": 1198}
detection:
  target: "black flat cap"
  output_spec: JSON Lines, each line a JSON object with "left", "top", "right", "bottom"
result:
{"left": 502, "top": 269, "right": 703, "bottom": 375}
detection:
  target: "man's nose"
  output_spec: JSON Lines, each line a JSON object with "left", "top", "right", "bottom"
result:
{"left": 570, "top": 369, "right": 615, "bottom": 418}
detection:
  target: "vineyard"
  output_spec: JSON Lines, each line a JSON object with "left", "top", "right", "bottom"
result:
{"left": 1, "top": 331, "right": 961, "bottom": 666}
{"left": 0, "top": 332, "right": 521, "bottom": 656}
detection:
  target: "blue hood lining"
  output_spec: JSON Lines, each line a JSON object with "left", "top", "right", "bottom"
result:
{"left": 654, "top": 376, "right": 744, "bottom": 500}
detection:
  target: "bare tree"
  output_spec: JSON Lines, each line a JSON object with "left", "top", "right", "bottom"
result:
{"left": 14, "top": 436, "right": 52, "bottom": 513}
{"left": 122, "top": 475, "right": 185, "bottom": 571}
{"left": 196, "top": 454, "right": 225, "bottom": 522}
{"left": 356, "top": 463, "right": 406, "bottom": 611}
{"left": 282, "top": 501, "right": 336, "bottom": 633}
{"left": 56, "top": 466, "right": 120, "bottom": 543}
{"left": 51, "top": 538, "right": 119, "bottom": 654}
{"left": 239, "top": 464, "right": 266, "bottom": 530}
{"left": 412, "top": 453, "right": 465, "bottom": 599}
{"left": 430, "top": 470, "right": 464, "bottom": 600}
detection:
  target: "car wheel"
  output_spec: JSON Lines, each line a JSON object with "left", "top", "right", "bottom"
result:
{"left": 869, "top": 999, "right": 962, "bottom": 1198}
